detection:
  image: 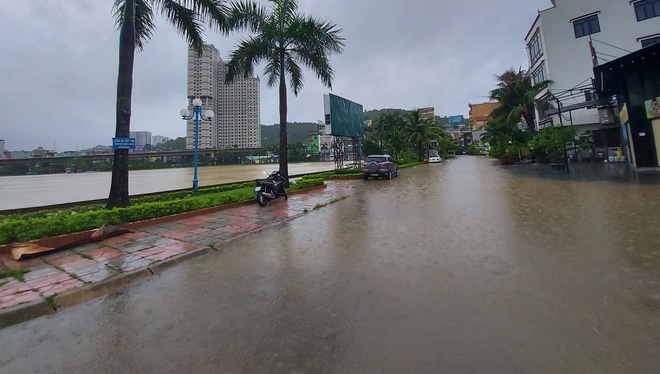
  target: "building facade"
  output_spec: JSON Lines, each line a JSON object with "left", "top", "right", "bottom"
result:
{"left": 129, "top": 131, "right": 152, "bottom": 152}
{"left": 152, "top": 135, "right": 168, "bottom": 146}
{"left": 468, "top": 102, "right": 500, "bottom": 132}
{"left": 525, "top": 0, "right": 660, "bottom": 148}
{"left": 595, "top": 41, "right": 660, "bottom": 167}
{"left": 186, "top": 44, "right": 261, "bottom": 150}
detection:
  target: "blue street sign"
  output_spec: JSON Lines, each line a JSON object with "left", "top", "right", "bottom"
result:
{"left": 112, "top": 137, "right": 136, "bottom": 150}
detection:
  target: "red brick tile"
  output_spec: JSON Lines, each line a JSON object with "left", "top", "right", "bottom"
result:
{"left": 191, "top": 215, "right": 216, "bottom": 222}
{"left": 134, "top": 247, "right": 167, "bottom": 258}
{"left": 25, "top": 272, "right": 73, "bottom": 290}
{"left": 161, "top": 230, "right": 193, "bottom": 239}
{"left": 81, "top": 247, "right": 124, "bottom": 262}
{"left": 187, "top": 227, "right": 211, "bottom": 235}
{"left": 0, "top": 280, "right": 32, "bottom": 297}
{"left": 159, "top": 241, "right": 203, "bottom": 253}
{"left": 0, "top": 290, "right": 40, "bottom": 309}
{"left": 102, "top": 236, "right": 130, "bottom": 245}
{"left": 143, "top": 249, "right": 185, "bottom": 262}
{"left": 122, "top": 231, "right": 151, "bottom": 240}
{"left": 51, "top": 254, "right": 96, "bottom": 271}
{"left": 39, "top": 278, "right": 83, "bottom": 297}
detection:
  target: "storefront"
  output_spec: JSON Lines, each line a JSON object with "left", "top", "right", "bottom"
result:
{"left": 594, "top": 41, "right": 660, "bottom": 168}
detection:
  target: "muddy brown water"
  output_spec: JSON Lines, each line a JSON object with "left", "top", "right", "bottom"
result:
{"left": 0, "top": 162, "right": 336, "bottom": 210}
{"left": 0, "top": 157, "right": 658, "bottom": 372}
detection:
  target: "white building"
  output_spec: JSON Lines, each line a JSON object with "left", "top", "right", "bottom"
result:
{"left": 525, "top": 0, "right": 660, "bottom": 138}
{"left": 129, "top": 131, "right": 152, "bottom": 151}
{"left": 186, "top": 44, "right": 261, "bottom": 150}
{"left": 152, "top": 135, "right": 168, "bottom": 146}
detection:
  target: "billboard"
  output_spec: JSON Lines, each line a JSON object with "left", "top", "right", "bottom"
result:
{"left": 644, "top": 97, "right": 660, "bottom": 119}
{"left": 323, "top": 93, "right": 364, "bottom": 138}
{"left": 447, "top": 115, "right": 464, "bottom": 124}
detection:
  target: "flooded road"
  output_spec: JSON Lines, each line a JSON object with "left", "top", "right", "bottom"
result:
{"left": 1, "top": 157, "right": 659, "bottom": 372}
{"left": 0, "top": 162, "right": 335, "bottom": 210}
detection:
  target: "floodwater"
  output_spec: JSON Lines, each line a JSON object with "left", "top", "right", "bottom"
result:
{"left": 0, "top": 162, "right": 335, "bottom": 210}
{"left": 1, "top": 157, "right": 659, "bottom": 372}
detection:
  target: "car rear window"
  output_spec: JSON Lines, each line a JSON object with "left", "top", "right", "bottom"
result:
{"left": 366, "top": 156, "right": 387, "bottom": 163}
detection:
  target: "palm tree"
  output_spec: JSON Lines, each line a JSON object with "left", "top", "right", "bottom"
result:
{"left": 404, "top": 109, "right": 443, "bottom": 161}
{"left": 224, "top": 0, "right": 344, "bottom": 182}
{"left": 489, "top": 67, "right": 552, "bottom": 133}
{"left": 108, "top": 0, "right": 229, "bottom": 209}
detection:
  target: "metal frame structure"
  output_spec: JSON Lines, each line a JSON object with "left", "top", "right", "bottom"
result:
{"left": 333, "top": 136, "right": 343, "bottom": 169}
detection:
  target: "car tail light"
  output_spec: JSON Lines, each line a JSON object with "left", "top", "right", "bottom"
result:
{"left": 381, "top": 162, "right": 391, "bottom": 167}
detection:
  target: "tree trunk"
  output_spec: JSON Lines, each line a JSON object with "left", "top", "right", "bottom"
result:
{"left": 107, "top": 0, "right": 135, "bottom": 209}
{"left": 278, "top": 58, "right": 289, "bottom": 183}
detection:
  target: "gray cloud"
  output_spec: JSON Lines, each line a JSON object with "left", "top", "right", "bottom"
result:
{"left": 0, "top": 0, "right": 550, "bottom": 151}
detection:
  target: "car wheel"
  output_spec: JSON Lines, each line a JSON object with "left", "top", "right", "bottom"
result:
{"left": 387, "top": 170, "right": 392, "bottom": 179}
{"left": 374, "top": 176, "right": 379, "bottom": 180}
{"left": 363, "top": 174, "right": 369, "bottom": 180}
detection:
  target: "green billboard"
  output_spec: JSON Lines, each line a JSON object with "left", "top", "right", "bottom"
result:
{"left": 323, "top": 93, "right": 364, "bottom": 138}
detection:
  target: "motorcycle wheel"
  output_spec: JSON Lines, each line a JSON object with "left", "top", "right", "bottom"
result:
{"left": 256, "top": 192, "right": 269, "bottom": 206}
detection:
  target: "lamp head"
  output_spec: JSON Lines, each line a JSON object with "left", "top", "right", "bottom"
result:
{"left": 204, "top": 110, "right": 214, "bottom": 119}
{"left": 192, "top": 98, "right": 203, "bottom": 107}
{"left": 180, "top": 108, "right": 190, "bottom": 117}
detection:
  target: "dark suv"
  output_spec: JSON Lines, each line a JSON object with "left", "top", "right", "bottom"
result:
{"left": 362, "top": 154, "right": 399, "bottom": 180}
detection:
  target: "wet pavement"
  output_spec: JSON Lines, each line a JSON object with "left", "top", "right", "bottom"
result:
{"left": 0, "top": 157, "right": 659, "bottom": 373}
{"left": 0, "top": 182, "right": 352, "bottom": 320}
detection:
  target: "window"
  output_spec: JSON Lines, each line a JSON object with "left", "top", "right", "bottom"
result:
{"left": 573, "top": 14, "right": 600, "bottom": 38}
{"left": 528, "top": 31, "right": 542, "bottom": 64}
{"left": 531, "top": 65, "right": 546, "bottom": 85}
{"left": 635, "top": 0, "right": 660, "bottom": 21}
{"left": 641, "top": 35, "right": 660, "bottom": 47}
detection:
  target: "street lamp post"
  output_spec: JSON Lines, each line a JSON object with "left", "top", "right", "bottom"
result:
{"left": 180, "top": 97, "right": 214, "bottom": 192}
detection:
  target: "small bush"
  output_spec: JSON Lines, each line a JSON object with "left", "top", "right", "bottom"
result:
{"left": 0, "top": 179, "right": 325, "bottom": 245}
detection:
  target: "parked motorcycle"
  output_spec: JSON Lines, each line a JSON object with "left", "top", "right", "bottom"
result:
{"left": 255, "top": 170, "right": 288, "bottom": 206}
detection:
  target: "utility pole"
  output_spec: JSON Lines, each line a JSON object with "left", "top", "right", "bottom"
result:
{"left": 553, "top": 94, "right": 570, "bottom": 173}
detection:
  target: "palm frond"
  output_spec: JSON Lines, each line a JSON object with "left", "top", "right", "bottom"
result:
{"left": 225, "top": 36, "right": 268, "bottom": 82}
{"left": 284, "top": 53, "right": 304, "bottom": 95}
{"left": 157, "top": 0, "right": 206, "bottom": 52}
{"left": 227, "top": 0, "right": 268, "bottom": 32}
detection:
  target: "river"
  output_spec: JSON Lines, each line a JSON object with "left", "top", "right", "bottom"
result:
{"left": 0, "top": 162, "right": 336, "bottom": 210}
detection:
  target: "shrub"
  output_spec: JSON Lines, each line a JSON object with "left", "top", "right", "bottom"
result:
{"left": 0, "top": 178, "right": 325, "bottom": 245}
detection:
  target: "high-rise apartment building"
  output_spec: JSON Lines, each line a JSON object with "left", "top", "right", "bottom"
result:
{"left": 130, "top": 131, "right": 152, "bottom": 152}
{"left": 186, "top": 44, "right": 261, "bottom": 150}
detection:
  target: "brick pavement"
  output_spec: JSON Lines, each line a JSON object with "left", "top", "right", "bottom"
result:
{"left": 0, "top": 180, "right": 353, "bottom": 328}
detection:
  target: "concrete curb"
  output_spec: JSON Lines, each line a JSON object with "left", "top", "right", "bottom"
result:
{"left": 0, "top": 298, "right": 55, "bottom": 329}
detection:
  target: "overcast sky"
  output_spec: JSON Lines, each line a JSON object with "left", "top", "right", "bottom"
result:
{"left": 0, "top": 0, "right": 551, "bottom": 152}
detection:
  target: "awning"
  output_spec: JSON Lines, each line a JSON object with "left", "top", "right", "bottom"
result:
{"left": 594, "top": 41, "right": 660, "bottom": 97}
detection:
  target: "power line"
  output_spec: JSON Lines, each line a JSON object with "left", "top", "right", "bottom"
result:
{"left": 591, "top": 38, "right": 632, "bottom": 54}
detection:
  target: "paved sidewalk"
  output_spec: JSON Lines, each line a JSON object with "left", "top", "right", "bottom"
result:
{"left": 0, "top": 181, "right": 354, "bottom": 328}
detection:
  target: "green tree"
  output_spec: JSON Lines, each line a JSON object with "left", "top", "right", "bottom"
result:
{"left": 108, "top": 0, "right": 229, "bottom": 208}
{"left": 154, "top": 137, "right": 187, "bottom": 150}
{"left": 489, "top": 67, "right": 552, "bottom": 133}
{"left": 403, "top": 109, "right": 444, "bottom": 161}
{"left": 528, "top": 126, "right": 576, "bottom": 163}
{"left": 224, "top": 0, "right": 344, "bottom": 182}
